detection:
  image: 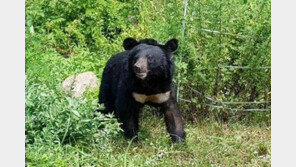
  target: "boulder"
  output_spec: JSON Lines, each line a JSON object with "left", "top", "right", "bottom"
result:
{"left": 62, "top": 72, "right": 99, "bottom": 98}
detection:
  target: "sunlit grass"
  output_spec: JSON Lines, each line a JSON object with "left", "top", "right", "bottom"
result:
{"left": 26, "top": 110, "right": 270, "bottom": 166}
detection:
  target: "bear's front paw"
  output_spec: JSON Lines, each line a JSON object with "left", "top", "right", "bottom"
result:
{"left": 170, "top": 131, "right": 186, "bottom": 143}
{"left": 124, "top": 130, "right": 138, "bottom": 142}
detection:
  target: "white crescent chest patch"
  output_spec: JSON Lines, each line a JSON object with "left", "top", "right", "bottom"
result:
{"left": 132, "top": 91, "right": 170, "bottom": 104}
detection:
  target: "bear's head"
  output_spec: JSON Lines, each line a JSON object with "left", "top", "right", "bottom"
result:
{"left": 123, "top": 38, "right": 178, "bottom": 80}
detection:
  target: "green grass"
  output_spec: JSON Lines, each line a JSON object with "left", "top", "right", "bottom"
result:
{"left": 25, "top": 31, "right": 270, "bottom": 167}
{"left": 26, "top": 111, "right": 271, "bottom": 167}
{"left": 25, "top": 0, "right": 271, "bottom": 164}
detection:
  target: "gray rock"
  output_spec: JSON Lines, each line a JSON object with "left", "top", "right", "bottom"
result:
{"left": 62, "top": 72, "right": 99, "bottom": 98}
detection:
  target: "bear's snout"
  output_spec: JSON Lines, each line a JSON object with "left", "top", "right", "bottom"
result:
{"left": 134, "top": 57, "right": 148, "bottom": 79}
{"left": 134, "top": 57, "right": 148, "bottom": 72}
{"left": 133, "top": 65, "right": 142, "bottom": 73}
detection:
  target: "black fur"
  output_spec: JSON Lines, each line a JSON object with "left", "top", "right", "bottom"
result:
{"left": 98, "top": 38, "right": 185, "bottom": 143}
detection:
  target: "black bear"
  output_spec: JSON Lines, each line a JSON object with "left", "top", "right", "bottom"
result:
{"left": 98, "top": 37, "right": 185, "bottom": 143}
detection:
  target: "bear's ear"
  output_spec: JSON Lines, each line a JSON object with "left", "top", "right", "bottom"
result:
{"left": 164, "top": 38, "right": 178, "bottom": 52}
{"left": 123, "top": 38, "right": 139, "bottom": 50}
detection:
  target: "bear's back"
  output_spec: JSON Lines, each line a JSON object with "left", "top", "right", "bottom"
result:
{"left": 104, "top": 51, "right": 129, "bottom": 73}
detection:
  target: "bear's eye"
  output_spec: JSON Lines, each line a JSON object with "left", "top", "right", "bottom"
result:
{"left": 147, "top": 55, "right": 153, "bottom": 61}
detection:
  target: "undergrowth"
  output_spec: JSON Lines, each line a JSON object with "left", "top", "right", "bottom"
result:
{"left": 25, "top": 0, "right": 271, "bottom": 166}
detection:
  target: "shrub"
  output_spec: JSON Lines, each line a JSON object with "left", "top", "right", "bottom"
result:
{"left": 25, "top": 76, "right": 121, "bottom": 145}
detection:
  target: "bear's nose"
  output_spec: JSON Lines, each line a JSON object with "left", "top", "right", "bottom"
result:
{"left": 134, "top": 65, "right": 141, "bottom": 73}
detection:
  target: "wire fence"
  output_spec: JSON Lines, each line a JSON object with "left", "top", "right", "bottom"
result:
{"left": 176, "top": 0, "right": 271, "bottom": 113}
{"left": 177, "top": 0, "right": 189, "bottom": 103}
{"left": 178, "top": 84, "right": 271, "bottom": 113}
{"left": 196, "top": 28, "right": 269, "bottom": 40}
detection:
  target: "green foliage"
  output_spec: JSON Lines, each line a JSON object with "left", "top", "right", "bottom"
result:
{"left": 25, "top": 111, "right": 271, "bottom": 166}
{"left": 26, "top": 0, "right": 140, "bottom": 55}
{"left": 26, "top": 0, "right": 271, "bottom": 119}
{"left": 25, "top": 0, "right": 271, "bottom": 165}
{"left": 25, "top": 76, "right": 121, "bottom": 145}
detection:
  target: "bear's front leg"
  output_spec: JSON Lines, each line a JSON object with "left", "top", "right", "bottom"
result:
{"left": 120, "top": 111, "right": 139, "bottom": 140}
{"left": 161, "top": 99, "right": 186, "bottom": 143}
{"left": 116, "top": 96, "right": 142, "bottom": 141}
